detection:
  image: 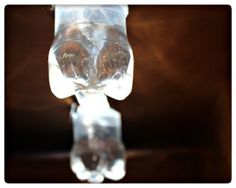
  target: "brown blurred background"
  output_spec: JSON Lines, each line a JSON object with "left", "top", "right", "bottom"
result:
{"left": 5, "top": 5, "right": 231, "bottom": 183}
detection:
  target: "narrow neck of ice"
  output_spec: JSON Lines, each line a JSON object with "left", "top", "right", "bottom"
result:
{"left": 75, "top": 92, "right": 110, "bottom": 112}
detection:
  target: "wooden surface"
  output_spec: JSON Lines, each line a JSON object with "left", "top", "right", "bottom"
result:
{"left": 5, "top": 5, "right": 231, "bottom": 183}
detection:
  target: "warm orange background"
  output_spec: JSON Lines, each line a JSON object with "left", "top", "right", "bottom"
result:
{"left": 5, "top": 5, "right": 231, "bottom": 182}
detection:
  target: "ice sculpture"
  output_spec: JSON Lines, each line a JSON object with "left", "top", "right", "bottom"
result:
{"left": 48, "top": 5, "right": 134, "bottom": 183}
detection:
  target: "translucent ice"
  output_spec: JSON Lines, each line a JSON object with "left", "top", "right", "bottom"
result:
{"left": 70, "top": 97, "right": 126, "bottom": 183}
{"left": 48, "top": 6, "right": 132, "bottom": 183}
{"left": 48, "top": 6, "right": 134, "bottom": 100}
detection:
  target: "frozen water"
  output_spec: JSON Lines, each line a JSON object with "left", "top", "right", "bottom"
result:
{"left": 70, "top": 102, "right": 126, "bottom": 183}
{"left": 48, "top": 23, "right": 133, "bottom": 100}
{"left": 70, "top": 139, "right": 125, "bottom": 183}
{"left": 48, "top": 6, "right": 132, "bottom": 183}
